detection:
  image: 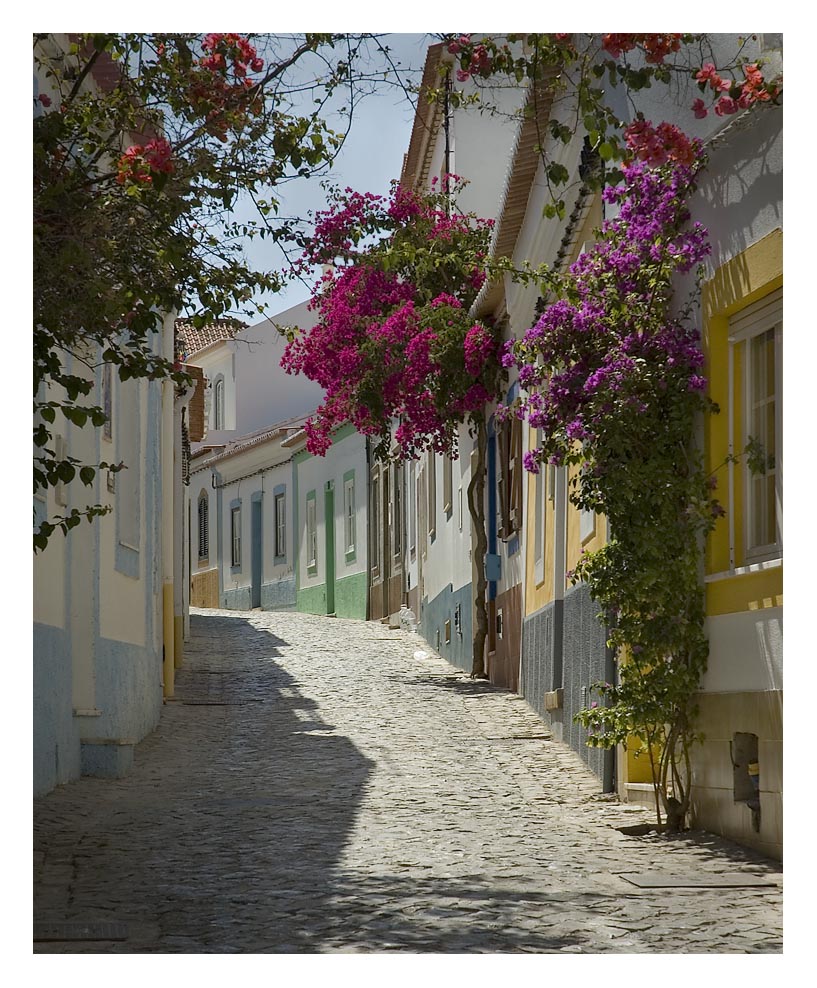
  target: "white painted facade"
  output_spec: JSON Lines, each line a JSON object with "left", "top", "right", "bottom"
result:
{"left": 192, "top": 300, "right": 325, "bottom": 451}
{"left": 295, "top": 428, "right": 369, "bottom": 617}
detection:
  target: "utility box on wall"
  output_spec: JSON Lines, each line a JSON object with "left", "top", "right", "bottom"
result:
{"left": 732, "top": 732, "right": 761, "bottom": 832}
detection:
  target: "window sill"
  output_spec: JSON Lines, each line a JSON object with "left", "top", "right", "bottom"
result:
{"left": 704, "top": 557, "right": 782, "bottom": 583}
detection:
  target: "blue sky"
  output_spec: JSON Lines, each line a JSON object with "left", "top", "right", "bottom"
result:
{"left": 246, "top": 32, "right": 435, "bottom": 317}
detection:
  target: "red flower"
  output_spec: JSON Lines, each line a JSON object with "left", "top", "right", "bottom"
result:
{"left": 37, "top": 93, "right": 52, "bottom": 107}
{"left": 691, "top": 98, "right": 707, "bottom": 119}
{"left": 714, "top": 95, "right": 738, "bottom": 116}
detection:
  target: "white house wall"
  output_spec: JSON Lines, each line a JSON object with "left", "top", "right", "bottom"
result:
{"left": 296, "top": 430, "right": 368, "bottom": 619}
{"left": 217, "top": 447, "right": 297, "bottom": 611}
{"left": 232, "top": 301, "right": 324, "bottom": 436}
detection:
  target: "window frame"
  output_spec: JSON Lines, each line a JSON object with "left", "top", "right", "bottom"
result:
{"left": 274, "top": 490, "right": 286, "bottom": 560}
{"left": 213, "top": 375, "right": 225, "bottom": 430}
{"left": 198, "top": 491, "right": 209, "bottom": 561}
{"left": 344, "top": 472, "right": 356, "bottom": 559}
{"left": 730, "top": 290, "right": 783, "bottom": 564}
{"left": 230, "top": 503, "right": 242, "bottom": 569}
{"left": 305, "top": 491, "right": 318, "bottom": 574}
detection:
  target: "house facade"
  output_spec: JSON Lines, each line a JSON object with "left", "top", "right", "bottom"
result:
{"left": 294, "top": 426, "right": 369, "bottom": 620}
{"left": 34, "top": 311, "right": 186, "bottom": 794}
{"left": 399, "top": 42, "right": 524, "bottom": 673}
{"left": 189, "top": 416, "right": 309, "bottom": 613}
{"left": 180, "top": 301, "right": 325, "bottom": 613}
{"left": 33, "top": 38, "right": 196, "bottom": 795}
{"left": 691, "top": 41, "right": 783, "bottom": 858}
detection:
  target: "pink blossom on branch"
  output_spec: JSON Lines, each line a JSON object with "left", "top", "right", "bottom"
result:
{"left": 281, "top": 180, "right": 504, "bottom": 460}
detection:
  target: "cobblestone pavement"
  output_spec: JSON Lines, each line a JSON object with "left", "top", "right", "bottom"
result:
{"left": 33, "top": 608, "right": 783, "bottom": 954}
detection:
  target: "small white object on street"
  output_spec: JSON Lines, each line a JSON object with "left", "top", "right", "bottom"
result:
{"left": 413, "top": 650, "right": 430, "bottom": 661}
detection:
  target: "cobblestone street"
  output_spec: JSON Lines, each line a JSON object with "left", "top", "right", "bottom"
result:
{"left": 33, "top": 608, "right": 783, "bottom": 954}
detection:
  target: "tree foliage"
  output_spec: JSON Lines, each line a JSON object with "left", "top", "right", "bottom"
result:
{"left": 33, "top": 31, "right": 400, "bottom": 549}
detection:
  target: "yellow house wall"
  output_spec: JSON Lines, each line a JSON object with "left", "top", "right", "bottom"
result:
{"left": 524, "top": 454, "right": 556, "bottom": 615}
{"left": 694, "top": 228, "right": 783, "bottom": 857}
{"left": 703, "top": 228, "right": 783, "bottom": 586}
{"left": 524, "top": 195, "right": 606, "bottom": 615}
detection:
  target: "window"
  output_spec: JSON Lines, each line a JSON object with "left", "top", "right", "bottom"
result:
{"left": 198, "top": 492, "right": 209, "bottom": 560}
{"left": 731, "top": 290, "right": 782, "bottom": 561}
{"left": 427, "top": 450, "right": 436, "bottom": 538}
{"left": 102, "top": 363, "right": 113, "bottom": 442}
{"left": 498, "top": 416, "right": 523, "bottom": 539}
{"left": 370, "top": 472, "right": 380, "bottom": 575}
{"left": 118, "top": 378, "right": 140, "bottom": 550}
{"left": 274, "top": 491, "right": 286, "bottom": 558}
{"left": 409, "top": 461, "right": 417, "bottom": 554}
{"left": 213, "top": 376, "right": 225, "bottom": 429}
{"left": 533, "top": 433, "right": 546, "bottom": 584}
{"left": 344, "top": 474, "right": 356, "bottom": 555}
{"left": 443, "top": 454, "right": 453, "bottom": 516}
{"left": 393, "top": 464, "right": 402, "bottom": 558}
{"left": 231, "top": 505, "right": 241, "bottom": 568}
{"left": 306, "top": 493, "right": 317, "bottom": 571}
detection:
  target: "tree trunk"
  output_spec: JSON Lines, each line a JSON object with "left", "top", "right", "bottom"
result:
{"left": 467, "top": 416, "right": 489, "bottom": 679}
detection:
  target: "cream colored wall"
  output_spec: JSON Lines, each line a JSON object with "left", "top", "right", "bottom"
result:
{"left": 33, "top": 472, "right": 66, "bottom": 630}
{"left": 98, "top": 377, "right": 148, "bottom": 647}
{"left": 690, "top": 690, "right": 783, "bottom": 860}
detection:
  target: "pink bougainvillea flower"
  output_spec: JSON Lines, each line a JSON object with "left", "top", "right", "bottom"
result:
{"left": 37, "top": 93, "right": 52, "bottom": 107}
{"left": 714, "top": 95, "right": 738, "bottom": 116}
{"left": 691, "top": 98, "right": 707, "bottom": 119}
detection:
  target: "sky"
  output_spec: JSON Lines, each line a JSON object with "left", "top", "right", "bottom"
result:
{"left": 243, "top": 32, "right": 434, "bottom": 318}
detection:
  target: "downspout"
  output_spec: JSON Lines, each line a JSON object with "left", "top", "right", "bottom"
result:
{"left": 161, "top": 311, "right": 177, "bottom": 698}
{"left": 552, "top": 464, "right": 567, "bottom": 692}
{"left": 173, "top": 386, "right": 195, "bottom": 669}
{"left": 443, "top": 71, "right": 452, "bottom": 209}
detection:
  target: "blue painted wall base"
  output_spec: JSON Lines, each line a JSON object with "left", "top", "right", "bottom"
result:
{"left": 420, "top": 582, "right": 474, "bottom": 673}
{"left": 80, "top": 741, "right": 135, "bottom": 778}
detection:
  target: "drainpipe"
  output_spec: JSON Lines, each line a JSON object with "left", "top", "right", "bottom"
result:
{"left": 173, "top": 387, "right": 195, "bottom": 669}
{"left": 552, "top": 465, "right": 567, "bottom": 692}
{"left": 161, "top": 311, "right": 177, "bottom": 698}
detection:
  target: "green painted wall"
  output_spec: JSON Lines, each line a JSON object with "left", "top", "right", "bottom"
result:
{"left": 297, "top": 571, "right": 367, "bottom": 620}
{"left": 333, "top": 571, "right": 368, "bottom": 619}
{"left": 297, "top": 582, "right": 327, "bottom": 616}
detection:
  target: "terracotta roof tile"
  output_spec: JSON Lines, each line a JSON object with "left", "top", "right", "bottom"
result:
{"left": 175, "top": 318, "right": 247, "bottom": 359}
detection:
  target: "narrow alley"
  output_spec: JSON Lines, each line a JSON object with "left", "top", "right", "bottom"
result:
{"left": 34, "top": 609, "right": 783, "bottom": 954}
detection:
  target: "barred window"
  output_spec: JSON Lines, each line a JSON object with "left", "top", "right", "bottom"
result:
{"left": 198, "top": 492, "right": 209, "bottom": 560}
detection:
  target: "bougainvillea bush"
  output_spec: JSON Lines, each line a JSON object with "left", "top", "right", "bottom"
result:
{"left": 282, "top": 179, "right": 505, "bottom": 674}
{"left": 282, "top": 179, "right": 504, "bottom": 461}
{"left": 505, "top": 152, "right": 719, "bottom": 827}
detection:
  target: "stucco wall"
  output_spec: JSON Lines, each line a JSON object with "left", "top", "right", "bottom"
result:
{"left": 295, "top": 429, "right": 369, "bottom": 615}
{"left": 420, "top": 581, "right": 474, "bottom": 674}
{"left": 521, "top": 582, "right": 613, "bottom": 789}
{"left": 33, "top": 623, "right": 81, "bottom": 795}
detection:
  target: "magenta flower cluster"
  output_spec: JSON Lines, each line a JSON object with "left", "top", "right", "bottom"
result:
{"left": 281, "top": 181, "right": 503, "bottom": 459}
{"left": 509, "top": 155, "right": 712, "bottom": 474}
